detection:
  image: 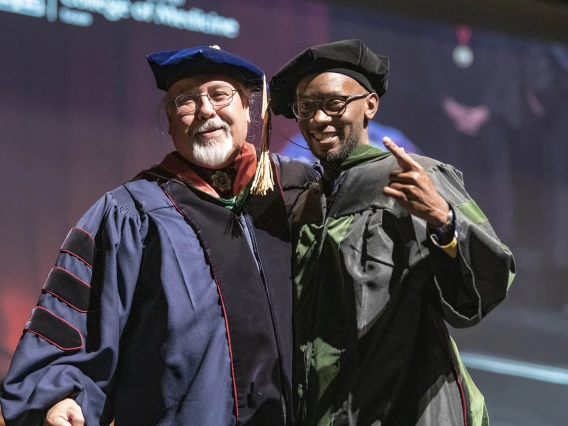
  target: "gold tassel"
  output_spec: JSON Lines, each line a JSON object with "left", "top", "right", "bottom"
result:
{"left": 250, "top": 75, "right": 274, "bottom": 196}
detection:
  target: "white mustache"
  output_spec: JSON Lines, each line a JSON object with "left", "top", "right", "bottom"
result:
{"left": 191, "top": 119, "right": 230, "bottom": 137}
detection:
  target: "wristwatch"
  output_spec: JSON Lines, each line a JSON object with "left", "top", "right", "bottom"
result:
{"left": 428, "top": 208, "right": 455, "bottom": 246}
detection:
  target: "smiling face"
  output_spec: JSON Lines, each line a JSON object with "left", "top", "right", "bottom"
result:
{"left": 295, "top": 72, "right": 379, "bottom": 162}
{"left": 167, "top": 74, "right": 251, "bottom": 169}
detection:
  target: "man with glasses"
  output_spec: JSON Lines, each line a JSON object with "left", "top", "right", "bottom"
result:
{"left": 1, "top": 46, "right": 318, "bottom": 426}
{"left": 270, "top": 39, "right": 515, "bottom": 426}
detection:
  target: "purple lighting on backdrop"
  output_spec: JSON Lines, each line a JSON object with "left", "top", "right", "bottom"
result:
{"left": 2, "top": 0, "right": 568, "bottom": 423}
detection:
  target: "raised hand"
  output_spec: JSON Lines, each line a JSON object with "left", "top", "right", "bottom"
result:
{"left": 44, "top": 398, "right": 85, "bottom": 426}
{"left": 382, "top": 137, "right": 449, "bottom": 227}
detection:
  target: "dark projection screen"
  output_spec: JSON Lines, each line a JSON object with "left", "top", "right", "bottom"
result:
{"left": 2, "top": 0, "right": 567, "bottom": 424}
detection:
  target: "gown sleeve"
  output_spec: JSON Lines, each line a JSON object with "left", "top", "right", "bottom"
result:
{"left": 425, "top": 163, "right": 516, "bottom": 328}
{"left": 1, "top": 186, "right": 146, "bottom": 426}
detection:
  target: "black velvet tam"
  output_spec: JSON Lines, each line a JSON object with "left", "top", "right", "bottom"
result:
{"left": 147, "top": 46, "right": 264, "bottom": 92}
{"left": 270, "top": 39, "right": 389, "bottom": 118}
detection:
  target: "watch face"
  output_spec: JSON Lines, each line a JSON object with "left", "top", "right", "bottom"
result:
{"left": 453, "top": 45, "right": 474, "bottom": 68}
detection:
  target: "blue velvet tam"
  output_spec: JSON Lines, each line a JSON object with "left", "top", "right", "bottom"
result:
{"left": 147, "top": 46, "right": 265, "bottom": 91}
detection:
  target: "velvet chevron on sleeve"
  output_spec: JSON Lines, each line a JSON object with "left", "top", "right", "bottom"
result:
{"left": 2, "top": 188, "right": 146, "bottom": 426}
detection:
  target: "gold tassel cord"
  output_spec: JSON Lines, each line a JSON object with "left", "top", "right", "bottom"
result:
{"left": 250, "top": 75, "right": 274, "bottom": 196}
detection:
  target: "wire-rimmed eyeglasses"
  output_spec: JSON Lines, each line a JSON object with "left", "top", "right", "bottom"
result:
{"left": 172, "top": 86, "right": 240, "bottom": 115}
{"left": 291, "top": 93, "right": 370, "bottom": 120}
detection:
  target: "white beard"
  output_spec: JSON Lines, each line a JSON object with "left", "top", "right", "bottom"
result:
{"left": 192, "top": 134, "right": 235, "bottom": 168}
{"left": 191, "top": 118, "right": 237, "bottom": 168}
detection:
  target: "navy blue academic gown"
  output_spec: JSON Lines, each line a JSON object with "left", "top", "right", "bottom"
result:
{"left": 1, "top": 154, "right": 318, "bottom": 426}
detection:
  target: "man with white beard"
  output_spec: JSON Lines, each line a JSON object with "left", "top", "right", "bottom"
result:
{"left": 0, "top": 46, "right": 319, "bottom": 426}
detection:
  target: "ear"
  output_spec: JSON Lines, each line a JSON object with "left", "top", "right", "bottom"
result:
{"left": 244, "top": 104, "right": 251, "bottom": 125}
{"left": 165, "top": 102, "right": 174, "bottom": 135}
{"left": 167, "top": 115, "right": 173, "bottom": 135}
{"left": 364, "top": 93, "right": 379, "bottom": 120}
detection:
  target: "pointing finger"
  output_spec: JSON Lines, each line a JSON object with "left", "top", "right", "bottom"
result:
{"left": 383, "top": 137, "right": 419, "bottom": 171}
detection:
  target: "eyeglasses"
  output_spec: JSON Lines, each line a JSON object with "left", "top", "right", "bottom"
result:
{"left": 173, "top": 86, "right": 240, "bottom": 115}
{"left": 291, "top": 93, "right": 370, "bottom": 120}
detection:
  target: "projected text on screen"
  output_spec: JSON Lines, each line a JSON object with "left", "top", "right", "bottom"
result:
{"left": 0, "top": 0, "right": 240, "bottom": 38}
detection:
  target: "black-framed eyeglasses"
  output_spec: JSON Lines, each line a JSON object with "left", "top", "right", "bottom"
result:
{"left": 173, "top": 86, "right": 240, "bottom": 115}
{"left": 291, "top": 93, "right": 370, "bottom": 120}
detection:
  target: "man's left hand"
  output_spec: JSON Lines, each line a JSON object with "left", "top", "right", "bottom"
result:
{"left": 382, "top": 137, "right": 449, "bottom": 227}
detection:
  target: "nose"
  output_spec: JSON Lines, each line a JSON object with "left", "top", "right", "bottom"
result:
{"left": 312, "top": 108, "right": 331, "bottom": 123}
{"left": 197, "top": 96, "right": 216, "bottom": 120}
